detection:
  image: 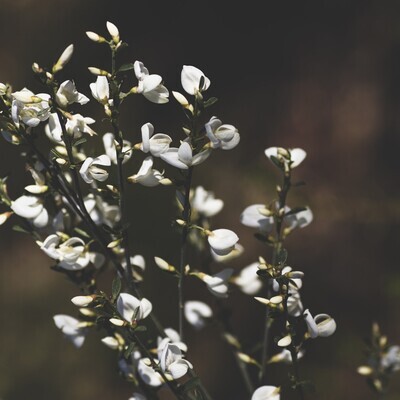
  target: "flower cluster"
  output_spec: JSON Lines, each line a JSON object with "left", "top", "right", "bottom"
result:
{"left": 0, "top": 19, "right": 343, "bottom": 400}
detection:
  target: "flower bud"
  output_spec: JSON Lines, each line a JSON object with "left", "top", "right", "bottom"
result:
{"left": 277, "top": 335, "right": 292, "bottom": 347}
{"left": 71, "top": 295, "right": 94, "bottom": 307}
{"left": 53, "top": 44, "right": 74, "bottom": 73}
{"left": 86, "top": 31, "right": 106, "bottom": 43}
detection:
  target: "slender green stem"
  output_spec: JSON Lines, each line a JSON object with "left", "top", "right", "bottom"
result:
{"left": 260, "top": 169, "right": 291, "bottom": 384}
{"left": 178, "top": 167, "right": 193, "bottom": 339}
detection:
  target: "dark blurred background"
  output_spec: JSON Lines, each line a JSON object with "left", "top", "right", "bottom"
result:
{"left": 1, "top": 0, "right": 400, "bottom": 399}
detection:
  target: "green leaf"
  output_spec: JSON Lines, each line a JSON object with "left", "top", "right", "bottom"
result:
{"left": 74, "top": 227, "right": 91, "bottom": 238}
{"left": 270, "top": 155, "right": 283, "bottom": 170}
{"left": 276, "top": 247, "right": 288, "bottom": 265}
{"left": 12, "top": 225, "right": 30, "bottom": 234}
{"left": 123, "top": 342, "right": 135, "bottom": 359}
{"left": 134, "top": 325, "right": 147, "bottom": 332}
{"left": 117, "top": 63, "right": 135, "bottom": 73}
{"left": 73, "top": 137, "right": 87, "bottom": 147}
{"left": 111, "top": 275, "right": 122, "bottom": 301}
{"left": 203, "top": 97, "right": 218, "bottom": 108}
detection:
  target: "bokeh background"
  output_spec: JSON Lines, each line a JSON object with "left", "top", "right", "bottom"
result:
{"left": 1, "top": 0, "right": 400, "bottom": 399}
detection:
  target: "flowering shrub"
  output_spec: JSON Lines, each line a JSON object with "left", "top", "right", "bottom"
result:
{"left": 0, "top": 20, "right": 397, "bottom": 400}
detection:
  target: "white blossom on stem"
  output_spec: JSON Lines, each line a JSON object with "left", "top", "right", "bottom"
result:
{"left": 205, "top": 116, "right": 240, "bottom": 150}
{"left": 285, "top": 206, "right": 313, "bottom": 229}
{"left": 10, "top": 195, "right": 48, "bottom": 228}
{"left": 53, "top": 314, "right": 87, "bottom": 348}
{"left": 304, "top": 309, "right": 337, "bottom": 338}
{"left": 196, "top": 268, "right": 234, "bottom": 298}
{"left": 55, "top": 80, "right": 89, "bottom": 108}
{"left": 207, "top": 228, "right": 239, "bottom": 256}
{"left": 160, "top": 141, "right": 211, "bottom": 170}
{"left": 11, "top": 89, "right": 51, "bottom": 127}
{"left": 251, "top": 385, "right": 280, "bottom": 400}
{"left": 158, "top": 342, "right": 193, "bottom": 380}
{"left": 127, "top": 156, "right": 168, "bottom": 187}
{"left": 90, "top": 76, "right": 110, "bottom": 104}
{"left": 265, "top": 147, "right": 306, "bottom": 169}
{"left": 116, "top": 293, "right": 152, "bottom": 323}
{"left": 134, "top": 61, "right": 169, "bottom": 104}
{"left": 233, "top": 262, "right": 263, "bottom": 295}
{"left": 137, "top": 358, "right": 163, "bottom": 387}
{"left": 184, "top": 300, "right": 213, "bottom": 330}
{"left": 240, "top": 204, "right": 274, "bottom": 233}
{"left": 79, "top": 154, "right": 111, "bottom": 184}
{"left": 39, "top": 234, "right": 90, "bottom": 270}
{"left": 191, "top": 186, "right": 223, "bottom": 218}
{"left": 181, "top": 65, "right": 210, "bottom": 95}
{"left": 102, "top": 132, "right": 132, "bottom": 164}
{"left": 139, "top": 122, "right": 172, "bottom": 157}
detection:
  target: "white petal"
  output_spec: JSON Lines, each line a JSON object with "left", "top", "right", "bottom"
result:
{"left": 141, "top": 122, "right": 154, "bottom": 153}
{"left": 290, "top": 148, "right": 307, "bottom": 168}
{"left": 178, "top": 142, "right": 192, "bottom": 165}
{"left": 315, "top": 314, "right": 337, "bottom": 337}
{"left": 208, "top": 229, "right": 239, "bottom": 256}
{"left": 149, "top": 133, "right": 172, "bottom": 156}
{"left": 117, "top": 293, "right": 141, "bottom": 322}
{"left": 191, "top": 149, "right": 212, "bottom": 166}
{"left": 251, "top": 385, "right": 280, "bottom": 400}
{"left": 142, "top": 75, "right": 162, "bottom": 93}
{"left": 181, "top": 65, "right": 210, "bottom": 95}
{"left": 11, "top": 196, "right": 42, "bottom": 219}
{"left": 32, "top": 207, "right": 49, "bottom": 228}
{"left": 160, "top": 148, "right": 189, "bottom": 169}
{"left": 240, "top": 204, "right": 274, "bottom": 232}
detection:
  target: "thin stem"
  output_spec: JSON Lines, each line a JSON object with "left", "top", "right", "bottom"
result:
{"left": 289, "top": 346, "right": 305, "bottom": 400}
{"left": 260, "top": 169, "right": 291, "bottom": 384}
{"left": 178, "top": 167, "right": 193, "bottom": 339}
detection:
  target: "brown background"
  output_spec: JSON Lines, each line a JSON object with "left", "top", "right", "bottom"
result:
{"left": 1, "top": 0, "right": 400, "bottom": 399}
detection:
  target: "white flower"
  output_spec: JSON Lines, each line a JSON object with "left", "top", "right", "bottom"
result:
{"left": 157, "top": 328, "right": 187, "bottom": 353}
{"left": 90, "top": 76, "right": 110, "bottom": 104}
{"left": 159, "top": 343, "right": 193, "bottom": 380}
{"left": 139, "top": 122, "right": 172, "bottom": 157}
{"left": 181, "top": 65, "right": 210, "bottom": 95}
{"left": 211, "top": 243, "right": 244, "bottom": 263}
{"left": 381, "top": 346, "right": 400, "bottom": 371}
{"left": 304, "top": 309, "right": 337, "bottom": 338}
{"left": 79, "top": 155, "right": 111, "bottom": 184}
{"left": 66, "top": 113, "right": 96, "bottom": 137}
{"left": 11, "top": 195, "right": 48, "bottom": 228}
{"left": 56, "top": 80, "right": 89, "bottom": 108}
{"left": 240, "top": 204, "right": 274, "bottom": 233}
{"left": 192, "top": 186, "right": 223, "bottom": 217}
{"left": 184, "top": 300, "right": 213, "bottom": 330}
{"left": 233, "top": 262, "right": 262, "bottom": 295}
{"left": 84, "top": 194, "right": 121, "bottom": 227}
{"left": 11, "top": 89, "right": 51, "bottom": 127}
{"left": 137, "top": 358, "right": 163, "bottom": 386}
{"left": 53, "top": 314, "right": 87, "bottom": 348}
{"left": 207, "top": 228, "right": 239, "bottom": 256}
{"left": 160, "top": 141, "right": 211, "bottom": 170}
{"left": 251, "top": 385, "right": 280, "bottom": 400}
{"left": 205, "top": 116, "right": 240, "bottom": 150}
{"left": 102, "top": 132, "right": 132, "bottom": 164}
{"left": 127, "top": 156, "right": 168, "bottom": 187}
{"left": 134, "top": 61, "right": 169, "bottom": 104}
{"left": 117, "top": 293, "right": 152, "bottom": 323}
{"left": 39, "top": 234, "right": 90, "bottom": 270}
{"left": 45, "top": 113, "right": 64, "bottom": 143}
{"left": 265, "top": 147, "right": 306, "bottom": 169}
{"left": 101, "top": 336, "right": 120, "bottom": 350}
{"left": 199, "top": 268, "right": 234, "bottom": 298}
{"left": 285, "top": 207, "right": 313, "bottom": 229}
{"left": 129, "top": 393, "right": 147, "bottom": 400}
